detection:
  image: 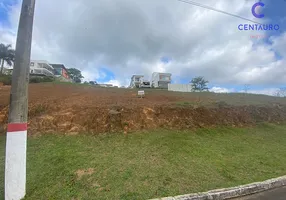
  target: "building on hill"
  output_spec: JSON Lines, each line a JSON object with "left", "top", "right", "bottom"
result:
{"left": 4, "top": 61, "right": 73, "bottom": 83}
{"left": 2, "top": 67, "right": 13, "bottom": 75}
{"left": 130, "top": 75, "right": 144, "bottom": 88}
{"left": 30, "top": 60, "right": 55, "bottom": 77}
{"left": 51, "top": 64, "right": 70, "bottom": 79}
{"left": 1, "top": 61, "right": 55, "bottom": 77}
{"left": 139, "top": 77, "right": 151, "bottom": 88}
{"left": 151, "top": 72, "right": 172, "bottom": 89}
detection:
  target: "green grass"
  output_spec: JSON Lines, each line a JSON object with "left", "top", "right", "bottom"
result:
{"left": 0, "top": 74, "right": 12, "bottom": 85}
{"left": 50, "top": 81, "right": 79, "bottom": 85}
{"left": 1, "top": 124, "right": 286, "bottom": 200}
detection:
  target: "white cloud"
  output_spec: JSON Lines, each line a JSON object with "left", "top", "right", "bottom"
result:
{"left": 280, "top": 17, "right": 286, "bottom": 23}
{"left": 210, "top": 87, "right": 235, "bottom": 93}
{"left": 0, "top": 0, "right": 285, "bottom": 89}
{"left": 270, "top": 32, "right": 286, "bottom": 58}
{"left": 104, "top": 80, "right": 121, "bottom": 87}
{"left": 209, "top": 86, "right": 285, "bottom": 97}
{"left": 81, "top": 70, "right": 99, "bottom": 82}
{"left": 244, "top": 88, "right": 281, "bottom": 96}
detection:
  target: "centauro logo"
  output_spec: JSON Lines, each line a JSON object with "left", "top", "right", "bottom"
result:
{"left": 238, "top": 2, "right": 280, "bottom": 31}
{"left": 252, "top": 2, "right": 265, "bottom": 18}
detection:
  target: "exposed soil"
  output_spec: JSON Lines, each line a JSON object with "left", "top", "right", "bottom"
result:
{"left": 1, "top": 83, "right": 286, "bottom": 135}
{"left": 75, "top": 168, "right": 95, "bottom": 180}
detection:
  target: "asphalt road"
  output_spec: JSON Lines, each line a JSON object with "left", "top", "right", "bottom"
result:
{"left": 232, "top": 186, "right": 286, "bottom": 200}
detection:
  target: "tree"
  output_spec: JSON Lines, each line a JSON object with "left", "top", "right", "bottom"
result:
{"left": 280, "top": 87, "right": 286, "bottom": 97}
{"left": 243, "top": 84, "right": 251, "bottom": 93}
{"left": 190, "top": 76, "right": 209, "bottom": 92}
{"left": 275, "top": 87, "right": 286, "bottom": 97}
{"left": 0, "top": 43, "right": 15, "bottom": 74}
{"left": 67, "top": 68, "right": 84, "bottom": 83}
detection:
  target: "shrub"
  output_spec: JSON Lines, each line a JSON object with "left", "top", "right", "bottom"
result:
{"left": 0, "top": 74, "right": 12, "bottom": 85}
{"left": 29, "top": 77, "right": 41, "bottom": 83}
{"left": 215, "top": 101, "right": 229, "bottom": 108}
{"left": 0, "top": 75, "right": 54, "bottom": 85}
{"left": 29, "top": 76, "right": 54, "bottom": 83}
{"left": 42, "top": 76, "right": 54, "bottom": 82}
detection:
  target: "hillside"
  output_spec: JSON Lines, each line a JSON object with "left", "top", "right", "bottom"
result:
{"left": 0, "top": 83, "right": 286, "bottom": 135}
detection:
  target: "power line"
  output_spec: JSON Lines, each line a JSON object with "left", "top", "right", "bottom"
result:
{"left": 177, "top": 0, "right": 263, "bottom": 25}
{"left": 178, "top": 0, "right": 285, "bottom": 35}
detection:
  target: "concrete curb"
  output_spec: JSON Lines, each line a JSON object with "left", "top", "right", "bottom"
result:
{"left": 150, "top": 175, "right": 286, "bottom": 200}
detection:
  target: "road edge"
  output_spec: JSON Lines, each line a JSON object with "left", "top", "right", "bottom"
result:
{"left": 150, "top": 175, "right": 286, "bottom": 200}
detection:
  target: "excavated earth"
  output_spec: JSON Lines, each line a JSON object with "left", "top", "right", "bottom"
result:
{"left": 1, "top": 83, "right": 286, "bottom": 135}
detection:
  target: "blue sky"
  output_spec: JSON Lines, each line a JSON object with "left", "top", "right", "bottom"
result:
{"left": 0, "top": 0, "right": 17, "bottom": 27}
{"left": 0, "top": 0, "right": 285, "bottom": 95}
{"left": 96, "top": 68, "right": 115, "bottom": 83}
{"left": 163, "top": 0, "right": 286, "bottom": 93}
{"left": 261, "top": 0, "right": 286, "bottom": 44}
{"left": 161, "top": 56, "right": 172, "bottom": 64}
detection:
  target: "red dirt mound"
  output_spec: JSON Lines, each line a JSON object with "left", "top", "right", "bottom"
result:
{"left": 1, "top": 83, "right": 286, "bottom": 135}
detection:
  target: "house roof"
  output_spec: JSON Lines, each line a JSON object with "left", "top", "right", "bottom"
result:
{"left": 152, "top": 72, "right": 172, "bottom": 76}
{"left": 30, "top": 60, "right": 50, "bottom": 64}
{"left": 131, "top": 75, "right": 144, "bottom": 78}
{"left": 50, "top": 64, "right": 67, "bottom": 71}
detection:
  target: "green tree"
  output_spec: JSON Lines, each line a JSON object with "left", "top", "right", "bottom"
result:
{"left": 190, "top": 76, "right": 209, "bottom": 92}
{"left": 0, "top": 44, "right": 15, "bottom": 74}
{"left": 67, "top": 68, "right": 84, "bottom": 83}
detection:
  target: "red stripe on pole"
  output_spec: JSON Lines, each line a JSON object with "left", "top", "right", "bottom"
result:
{"left": 7, "top": 123, "right": 27, "bottom": 132}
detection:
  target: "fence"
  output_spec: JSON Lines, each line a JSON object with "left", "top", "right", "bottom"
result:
{"left": 168, "top": 84, "right": 193, "bottom": 92}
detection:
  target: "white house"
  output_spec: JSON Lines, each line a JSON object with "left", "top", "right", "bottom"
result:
{"left": 151, "top": 72, "right": 172, "bottom": 89}
{"left": 139, "top": 77, "right": 151, "bottom": 88}
{"left": 130, "top": 75, "right": 144, "bottom": 88}
{"left": 2, "top": 67, "right": 13, "bottom": 75}
{"left": 30, "top": 60, "right": 55, "bottom": 77}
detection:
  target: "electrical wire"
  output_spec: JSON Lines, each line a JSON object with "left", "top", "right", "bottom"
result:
{"left": 177, "top": 0, "right": 263, "bottom": 25}
{"left": 178, "top": 0, "right": 285, "bottom": 35}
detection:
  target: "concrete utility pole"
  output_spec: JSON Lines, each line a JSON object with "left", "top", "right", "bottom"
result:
{"left": 5, "top": 0, "right": 36, "bottom": 200}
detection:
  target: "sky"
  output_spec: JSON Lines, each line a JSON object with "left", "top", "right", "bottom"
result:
{"left": 0, "top": 0, "right": 285, "bottom": 95}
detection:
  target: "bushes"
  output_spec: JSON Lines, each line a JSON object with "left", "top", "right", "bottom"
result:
{"left": 29, "top": 76, "right": 54, "bottom": 83}
{"left": 29, "top": 77, "right": 41, "bottom": 83}
{"left": 0, "top": 75, "right": 54, "bottom": 85}
{"left": 0, "top": 74, "right": 12, "bottom": 85}
{"left": 214, "top": 100, "right": 229, "bottom": 108}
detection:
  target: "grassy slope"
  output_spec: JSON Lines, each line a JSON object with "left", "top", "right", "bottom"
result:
{"left": 0, "top": 124, "right": 286, "bottom": 200}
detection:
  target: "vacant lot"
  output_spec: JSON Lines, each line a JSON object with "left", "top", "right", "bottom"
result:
{"left": 1, "top": 83, "right": 286, "bottom": 135}
{"left": 1, "top": 123, "right": 286, "bottom": 200}
{"left": 1, "top": 83, "right": 286, "bottom": 108}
